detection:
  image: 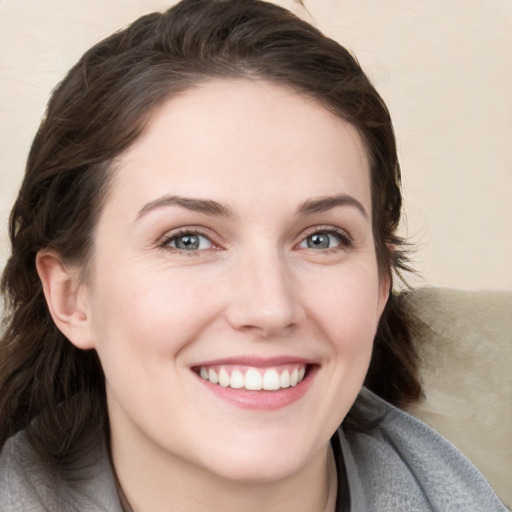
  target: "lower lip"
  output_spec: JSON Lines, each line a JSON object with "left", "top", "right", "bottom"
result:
{"left": 194, "top": 367, "right": 317, "bottom": 411}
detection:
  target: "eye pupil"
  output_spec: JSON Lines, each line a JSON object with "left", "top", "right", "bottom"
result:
{"left": 176, "top": 234, "right": 199, "bottom": 250}
{"left": 307, "top": 233, "right": 330, "bottom": 249}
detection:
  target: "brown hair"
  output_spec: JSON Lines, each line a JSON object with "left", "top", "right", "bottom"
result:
{"left": 0, "top": 0, "right": 421, "bottom": 473}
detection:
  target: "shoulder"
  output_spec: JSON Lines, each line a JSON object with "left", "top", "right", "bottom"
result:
{"left": 338, "top": 387, "right": 507, "bottom": 512}
{"left": 0, "top": 429, "right": 123, "bottom": 512}
{"left": 0, "top": 430, "right": 51, "bottom": 512}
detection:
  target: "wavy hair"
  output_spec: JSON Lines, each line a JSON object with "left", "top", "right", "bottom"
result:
{"left": 0, "top": 0, "right": 421, "bottom": 474}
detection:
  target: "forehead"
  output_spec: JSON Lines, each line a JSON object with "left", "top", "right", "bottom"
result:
{"left": 108, "top": 78, "right": 371, "bottom": 215}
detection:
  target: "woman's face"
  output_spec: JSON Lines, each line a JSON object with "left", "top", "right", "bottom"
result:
{"left": 78, "top": 79, "right": 388, "bottom": 483}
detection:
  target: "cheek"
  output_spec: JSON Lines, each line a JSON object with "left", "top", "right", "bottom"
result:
{"left": 304, "top": 263, "right": 383, "bottom": 341}
{"left": 89, "top": 266, "right": 220, "bottom": 360}
{"left": 88, "top": 271, "right": 211, "bottom": 415}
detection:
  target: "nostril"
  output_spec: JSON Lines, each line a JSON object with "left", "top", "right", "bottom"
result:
{"left": 225, "top": 267, "right": 300, "bottom": 335}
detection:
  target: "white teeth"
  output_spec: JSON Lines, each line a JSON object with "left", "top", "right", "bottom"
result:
{"left": 208, "top": 368, "right": 219, "bottom": 384}
{"left": 280, "top": 369, "right": 290, "bottom": 388}
{"left": 290, "top": 368, "right": 299, "bottom": 386}
{"left": 245, "top": 368, "right": 263, "bottom": 390}
{"left": 198, "top": 365, "right": 307, "bottom": 391}
{"left": 262, "top": 369, "right": 280, "bottom": 391}
{"left": 230, "top": 369, "right": 245, "bottom": 388}
{"left": 218, "top": 368, "right": 230, "bottom": 387}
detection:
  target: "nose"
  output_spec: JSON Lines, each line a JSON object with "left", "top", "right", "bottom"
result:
{"left": 225, "top": 248, "right": 302, "bottom": 338}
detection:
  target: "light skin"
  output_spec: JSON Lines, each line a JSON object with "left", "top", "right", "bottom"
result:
{"left": 37, "top": 79, "right": 389, "bottom": 512}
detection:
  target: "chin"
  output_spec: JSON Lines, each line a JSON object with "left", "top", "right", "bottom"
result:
{"left": 205, "top": 454, "right": 305, "bottom": 485}
{"left": 193, "top": 430, "right": 323, "bottom": 484}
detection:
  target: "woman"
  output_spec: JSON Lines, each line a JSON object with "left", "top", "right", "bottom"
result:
{"left": 0, "top": 1, "right": 506, "bottom": 510}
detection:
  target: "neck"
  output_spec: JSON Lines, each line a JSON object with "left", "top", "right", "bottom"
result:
{"left": 112, "top": 436, "right": 338, "bottom": 512}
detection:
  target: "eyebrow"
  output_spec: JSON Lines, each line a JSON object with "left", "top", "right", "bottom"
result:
{"left": 296, "top": 194, "right": 369, "bottom": 219}
{"left": 136, "top": 193, "right": 368, "bottom": 220}
{"left": 136, "top": 195, "right": 235, "bottom": 219}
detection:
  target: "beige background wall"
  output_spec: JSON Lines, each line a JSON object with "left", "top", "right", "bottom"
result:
{"left": 1, "top": 0, "right": 511, "bottom": 291}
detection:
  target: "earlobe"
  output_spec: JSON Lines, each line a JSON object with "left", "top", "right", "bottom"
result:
{"left": 36, "top": 250, "right": 95, "bottom": 350}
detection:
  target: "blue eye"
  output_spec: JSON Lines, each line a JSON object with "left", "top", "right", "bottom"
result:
{"left": 165, "top": 232, "right": 213, "bottom": 251}
{"left": 299, "top": 229, "right": 349, "bottom": 250}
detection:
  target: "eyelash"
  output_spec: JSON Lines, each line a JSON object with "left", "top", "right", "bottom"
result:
{"left": 158, "top": 225, "right": 353, "bottom": 254}
{"left": 159, "top": 228, "right": 221, "bottom": 254}
{"left": 297, "top": 226, "right": 353, "bottom": 252}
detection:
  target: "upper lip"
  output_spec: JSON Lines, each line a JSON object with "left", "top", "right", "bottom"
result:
{"left": 190, "top": 355, "right": 317, "bottom": 368}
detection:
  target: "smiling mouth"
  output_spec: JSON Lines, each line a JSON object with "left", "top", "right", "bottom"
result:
{"left": 195, "top": 364, "right": 308, "bottom": 392}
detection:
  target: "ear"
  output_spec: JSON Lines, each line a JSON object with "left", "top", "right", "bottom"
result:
{"left": 36, "top": 250, "right": 95, "bottom": 350}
